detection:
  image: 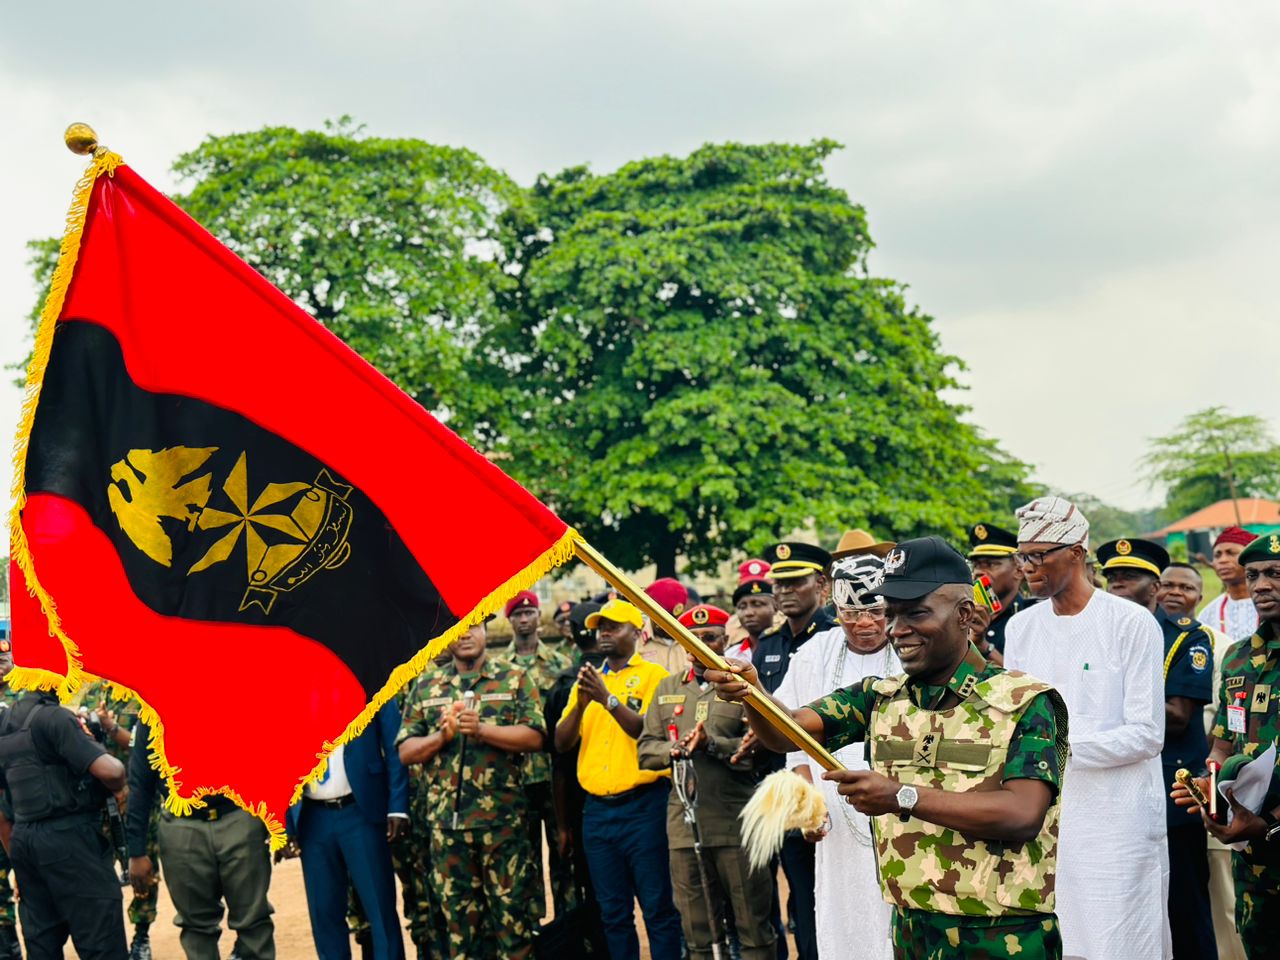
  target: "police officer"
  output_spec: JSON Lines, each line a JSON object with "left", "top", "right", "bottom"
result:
{"left": 0, "top": 686, "right": 128, "bottom": 959}
{"left": 76, "top": 679, "right": 159, "bottom": 960}
{"left": 1176, "top": 532, "right": 1280, "bottom": 960}
{"left": 708, "top": 537, "right": 1069, "bottom": 959}
{"left": 966, "top": 522, "right": 1037, "bottom": 661}
{"left": 637, "top": 604, "right": 776, "bottom": 959}
{"left": 1097, "top": 537, "right": 1216, "bottom": 959}
{"left": 398, "top": 621, "right": 545, "bottom": 959}
{"left": 753, "top": 541, "right": 834, "bottom": 960}
{"left": 0, "top": 640, "right": 22, "bottom": 960}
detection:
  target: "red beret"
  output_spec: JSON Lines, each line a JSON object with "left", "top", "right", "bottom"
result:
{"left": 677, "top": 604, "right": 730, "bottom": 629}
{"left": 1214, "top": 526, "right": 1257, "bottom": 549}
{"left": 645, "top": 578, "right": 689, "bottom": 616}
{"left": 737, "top": 559, "right": 772, "bottom": 584}
{"left": 503, "top": 590, "right": 540, "bottom": 618}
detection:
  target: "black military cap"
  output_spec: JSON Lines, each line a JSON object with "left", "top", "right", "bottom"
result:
{"left": 966, "top": 522, "right": 1019, "bottom": 559}
{"left": 732, "top": 578, "right": 774, "bottom": 606}
{"left": 1096, "top": 538, "right": 1169, "bottom": 578}
{"left": 764, "top": 541, "right": 832, "bottom": 580}
{"left": 1239, "top": 532, "right": 1280, "bottom": 565}
{"left": 878, "top": 536, "right": 972, "bottom": 601}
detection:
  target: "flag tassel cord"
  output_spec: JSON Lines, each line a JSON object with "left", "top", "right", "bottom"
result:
{"left": 571, "top": 536, "right": 843, "bottom": 772}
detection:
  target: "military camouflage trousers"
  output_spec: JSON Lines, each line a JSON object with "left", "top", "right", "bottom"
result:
{"left": 1233, "top": 846, "right": 1280, "bottom": 960}
{"left": 891, "top": 907, "right": 1062, "bottom": 960}
{"left": 431, "top": 824, "right": 538, "bottom": 959}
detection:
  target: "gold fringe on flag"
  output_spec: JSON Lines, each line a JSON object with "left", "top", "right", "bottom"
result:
{"left": 4, "top": 130, "right": 582, "bottom": 849}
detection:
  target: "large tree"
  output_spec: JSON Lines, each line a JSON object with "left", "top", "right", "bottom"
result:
{"left": 1143, "top": 406, "right": 1280, "bottom": 521}
{"left": 459, "top": 141, "right": 1030, "bottom": 575}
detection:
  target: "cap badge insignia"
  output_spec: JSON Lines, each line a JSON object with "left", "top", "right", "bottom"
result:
{"left": 751, "top": 582, "right": 762, "bottom": 594}
{"left": 1116, "top": 540, "right": 1132, "bottom": 556}
{"left": 673, "top": 602, "right": 686, "bottom": 616}
{"left": 748, "top": 562, "right": 762, "bottom": 575}
{"left": 884, "top": 548, "right": 907, "bottom": 574}
{"left": 692, "top": 607, "right": 709, "bottom": 625}
{"left": 975, "top": 524, "right": 988, "bottom": 541}
{"left": 1270, "top": 535, "right": 1280, "bottom": 554}
{"left": 776, "top": 544, "right": 792, "bottom": 560}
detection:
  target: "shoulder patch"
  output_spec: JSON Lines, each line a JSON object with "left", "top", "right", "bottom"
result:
{"left": 1189, "top": 646, "right": 1210, "bottom": 672}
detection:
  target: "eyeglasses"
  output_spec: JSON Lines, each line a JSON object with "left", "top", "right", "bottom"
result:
{"left": 836, "top": 604, "right": 887, "bottom": 623}
{"left": 1014, "top": 544, "right": 1074, "bottom": 568}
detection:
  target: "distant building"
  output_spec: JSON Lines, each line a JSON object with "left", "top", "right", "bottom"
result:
{"left": 1154, "top": 498, "right": 1280, "bottom": 559}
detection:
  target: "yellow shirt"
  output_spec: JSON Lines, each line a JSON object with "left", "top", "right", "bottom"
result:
{"left": 563, "top": 653, "right": 671, "bottom": 796}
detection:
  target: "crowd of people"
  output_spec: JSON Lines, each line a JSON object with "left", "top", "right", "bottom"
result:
{"left": 1, "top": 493, "right": 1279, "bottom": 960}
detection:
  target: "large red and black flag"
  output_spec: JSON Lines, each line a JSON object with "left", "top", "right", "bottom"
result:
{"left": 10, "top": 147, "right": 575, "bottom": 841}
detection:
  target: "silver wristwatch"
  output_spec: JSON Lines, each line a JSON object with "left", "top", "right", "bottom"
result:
{"left": 896, "top": 784, "right": 918, "bottom": 822}
{"left": 605, "top": 694, "right": 621, "bottom": 712}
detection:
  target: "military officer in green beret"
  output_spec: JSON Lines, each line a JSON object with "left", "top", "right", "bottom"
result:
{"left": 398, "top": 621, "right": 545, "bottom": 959}
{"left": 965, "top": 522, "right": 1037, "bottom": 662}
{"left": 1176, "top": 532, "right": 1280, "bottom": 960}
{"left": 708, "top": 537, "right": 1069, "bottom": 960}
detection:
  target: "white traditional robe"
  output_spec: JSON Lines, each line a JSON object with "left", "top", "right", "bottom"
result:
{"left": 775, "top": 627, "right": 897, "bottom": 960}
{"left": 1004, "top": 589, "right": 1171, "bottom": 960}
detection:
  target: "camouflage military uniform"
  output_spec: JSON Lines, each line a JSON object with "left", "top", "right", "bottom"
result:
{"left": 76, "top": 680, "right": 161, "bottom": 928}
{"left": 1210, "top": 621, "right": 1280, "bottom": 957}
{"left": 489, "top": 638, "right": 573, "bottom": 916}
{"left": 398, "top": 659, "right": 544, "bottom": 959}
{"left": 810, "top": 649, "right": 1068, "bottom": 960}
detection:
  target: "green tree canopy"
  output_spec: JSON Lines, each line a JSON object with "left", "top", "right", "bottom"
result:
{"left": 459, "top": 140, "right": 1030, "bottom": 575}
{"left": 1143, "top": 406, "right": 1280, "bottom": 521}
{"left": 171, "top": 119, "right": 521, "bottom": 409}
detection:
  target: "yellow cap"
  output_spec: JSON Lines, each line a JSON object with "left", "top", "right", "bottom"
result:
{"left": 584, "top": 599, "right": 644, "bottom": 630}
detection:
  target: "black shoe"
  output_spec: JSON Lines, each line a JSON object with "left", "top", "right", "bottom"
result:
{"left": 128, "top": 928, "right": 151, "bottom": 960}
{"left": 0, "top": 925, "right": 21, "bottom": 960}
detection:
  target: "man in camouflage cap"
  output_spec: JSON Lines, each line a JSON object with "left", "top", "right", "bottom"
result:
{"left": 398, "top": 621, "right": 545, "bottom": 959}
{"left": 707, "top": 536, "right": 1069, "bottom": 959}
{"left": 1176, "top": 532, "right": 1280, "bottom": 960}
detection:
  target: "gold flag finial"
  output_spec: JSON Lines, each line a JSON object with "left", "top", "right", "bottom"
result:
{"left": 64, "top": 123, "right": 100, "bottom": 156}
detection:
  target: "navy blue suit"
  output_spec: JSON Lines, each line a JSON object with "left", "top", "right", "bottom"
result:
{"left": 288, "top": 701, "right": 409, "bottom": 960}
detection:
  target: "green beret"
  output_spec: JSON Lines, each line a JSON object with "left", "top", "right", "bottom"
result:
{"left": 1239, "top": 533, "right": 1280, "bottom": 565}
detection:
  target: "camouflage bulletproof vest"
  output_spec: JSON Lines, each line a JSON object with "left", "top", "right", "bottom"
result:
{"left": 868, "top": 670, "right": 1064, "bottom": 917}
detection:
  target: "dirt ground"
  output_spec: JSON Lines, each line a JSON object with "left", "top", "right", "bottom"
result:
{"left": 51, "top": 852, "right": 795, "bottom": 958}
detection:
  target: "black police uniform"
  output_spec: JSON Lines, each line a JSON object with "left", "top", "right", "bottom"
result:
{"left": 966, "top": 522, "right": 1038, "bottom": 655}
{"left": 0, "top": 691, "right": 126, "bottom": 959}
{"left": 754, "top": 541, "right": 834, "bottom": 960}
{"left": 1157, "top": 607, "right": 1217, "bottom": 960}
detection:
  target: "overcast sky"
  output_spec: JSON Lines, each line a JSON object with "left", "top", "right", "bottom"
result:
{"left": 3, "top": 1, "right": 1278, "bottom": 523}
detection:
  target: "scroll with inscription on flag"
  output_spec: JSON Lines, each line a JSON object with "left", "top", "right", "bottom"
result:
{"left": 10, "top": 147, "right": 574, "bottom": 843}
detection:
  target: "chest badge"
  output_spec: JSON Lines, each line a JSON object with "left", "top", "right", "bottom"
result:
{"left": 695, "top": 701, "right": 709, "bottom": 723}
{"left": 914, "top": 731, "right": 940, "bottom": 767}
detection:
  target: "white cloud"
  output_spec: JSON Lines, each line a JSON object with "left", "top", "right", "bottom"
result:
{"left": 1, "top": 0, "right": 1277, "bottom": 528}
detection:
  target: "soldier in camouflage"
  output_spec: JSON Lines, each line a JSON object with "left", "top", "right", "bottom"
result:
{"left": 1175, "top": 533, "right": 1280, "bottom": 960}
{"left": 489, "top": 590, "right": 573, "bottom": 917}
{"left": 398, "top": 621, "right": 545, "bottom": 959}
{"left": 76, "top": 678, "right": 159, "bottom": 960}
{"left": 707, "top": 537, "right": 1069, "bottom": 960}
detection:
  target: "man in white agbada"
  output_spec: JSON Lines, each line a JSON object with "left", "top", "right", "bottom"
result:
{"left": 775, "top": 554, "right": 897, "bottom": 960}
{"left": 1003, "top": 496, "right": 1171, "bottom": 960}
